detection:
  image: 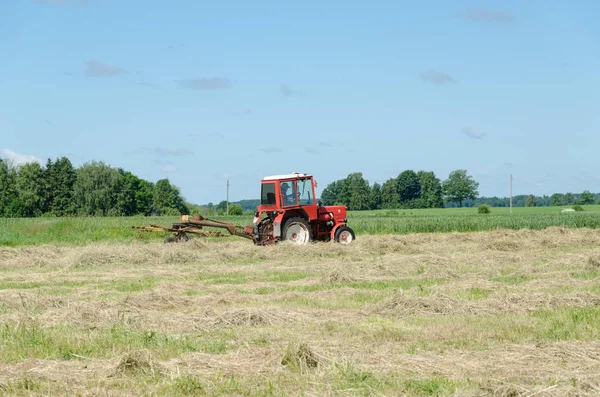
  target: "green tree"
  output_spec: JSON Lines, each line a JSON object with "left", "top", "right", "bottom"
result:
{"left": 205, "top": 202, "right": 214, "bottom": 215}
{"left": 369, "top": 182, "right": 382, "bottom": 210}
{"left": 115, "top": 170, "right": 154, "bottom": 216}
{"left": 153, "top": 179, "right": 189, "bottom": 215}
{"left": 320, "top": 180, "right": 343, "bottom": 205}
{"left": 417, "top": 170, "right": 443, "bottom": 208}
{"left": 115, "top": 170, "right": 139, "bottom": 216}
{"left": 73, "top": 161, "right": 124, "bottom": 216}
{"left": 44, "top": 157, "right": 77, "bottom": 216}
{"left": 442, "top": 169, "right": 479, "bottom": 207}
{"left": 136, "top": 179, "right": 154, "bottom": 215}
{"left": 550, "top": 193, "right": 563, "bottom": 207}
{"left": 525, "top": 194, "right": 537, "bottom": 207}
{"left": 228, "top": 203, "right": 243, "bottom": 215}
{"left": 563, "top": 192, "right": 574, "bottom": 206}
{"left": 216, "top": 200, "right": 228, "bottom": 213}
{"left": 578, "top": 190, "right": 595, "bottom": 205}
{"left": 396, "top": 170, "right": 420, "bottom": 206}
{"left": 380, "top": 178, "right": 399, "bottom": 208}
{"left": 0, "top": 158, "right": 19, "bottom": 217}
{"left": 15, "top": 162, "right": 45, "bottom": 217}
{"left": 340, "top": 173, "right": 371, "bottom": 210}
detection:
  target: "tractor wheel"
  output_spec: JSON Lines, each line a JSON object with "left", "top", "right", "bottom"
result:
{"left": 334, "top": 226, "right": 355, "bottom": 245}
{"left": 281, "top": 217, "right": 313, "bottom": 245}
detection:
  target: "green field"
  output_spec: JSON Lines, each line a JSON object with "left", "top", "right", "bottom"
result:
{"left": 2, "top": 205, "right": 600, "bottom": 246}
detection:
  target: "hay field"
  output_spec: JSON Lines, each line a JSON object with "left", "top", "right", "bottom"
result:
{"left": 1, "top": 228, "right": 600, "bottom": 396}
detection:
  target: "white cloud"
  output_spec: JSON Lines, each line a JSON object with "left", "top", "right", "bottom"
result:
{"left": 176, "top": 78, "right": 231, "bottom": 90}
{"left": 85, "top": 61, "right": 128, "bottom": 77}
{"left": 281, "top": 84, "right": 305, "bottom": 97}
{"left": 161, "top": 164, "right": 177, "bottom": 173}
{"left": 0, "top": 148, "right": 42, "bottom": 166}
{"left": 462, "top": 126, "right": 485, "bottom": 139}
{"left": 460, "top": 9, "right": 514, "bottom": 23}
{"left": 420, "top": 70, "right": 456, "bottom": 86}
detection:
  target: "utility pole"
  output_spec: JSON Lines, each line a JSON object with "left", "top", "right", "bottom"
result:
{"left": 510, "top": 174, "right": 513, "bottom": 215}
{"left": 226, "top": 180, "right": 229, "bottom": 216}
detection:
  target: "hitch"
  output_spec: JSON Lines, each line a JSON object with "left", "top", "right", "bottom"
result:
{"left": 133, "top": 215, "right": 255, "bottom": 243}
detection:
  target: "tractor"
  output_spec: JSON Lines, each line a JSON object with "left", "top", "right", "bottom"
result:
{"left": 134, "top": 172, "right": 356, "bottom": 245}
{"left": 253, "top": 172, "right": 355, "bottom": 245}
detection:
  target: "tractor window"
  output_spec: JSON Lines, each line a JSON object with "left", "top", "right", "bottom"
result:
{"left": 297, "top": 179, "right": 314, "bottom": 206}
{"left": 261, "top": 183, "right": 276, "bottom": 205}
{"left": 281, "top": 181, "right": 297, "bottom": 207}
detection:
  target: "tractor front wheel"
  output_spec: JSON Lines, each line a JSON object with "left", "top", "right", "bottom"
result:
{"left": 281, "top": 217, "right": 313, "bottom": 245}
{"left": 334, "top": 226, "right": 355, "bottom": 245}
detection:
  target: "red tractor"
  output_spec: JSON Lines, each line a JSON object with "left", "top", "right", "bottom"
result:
{"left": 134, "top": 172, "right": 356, "bottom": 245}
{"left": 253, "top": 172, "right": 355, "bottom": 245}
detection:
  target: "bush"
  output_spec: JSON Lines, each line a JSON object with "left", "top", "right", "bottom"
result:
{"left": 477, "top": 205, "right": 491, "bottom": 214}
{"left": 228, "top": 204, "right": 243, "bottom": 216}
{"left": 572, "top": 205, "right": 584, "bottom": 212}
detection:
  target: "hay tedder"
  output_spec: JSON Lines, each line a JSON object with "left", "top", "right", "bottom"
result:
{"left": 134, "top": 172, "right": 355, "bottom": 245}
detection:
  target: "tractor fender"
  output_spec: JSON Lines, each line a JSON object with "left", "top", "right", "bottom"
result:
{"left": 273, "top": 213, "right": 286, "bottom": 239}
{"left": 330, "top": 223, "right": 346, "bottom": 241}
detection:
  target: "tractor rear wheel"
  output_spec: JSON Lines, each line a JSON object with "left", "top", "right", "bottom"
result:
{"left": 281, "top": 217, "right": 313, "bottom": 245}
{"left": 334, "top": 226, "right": 355, "bottom": 245}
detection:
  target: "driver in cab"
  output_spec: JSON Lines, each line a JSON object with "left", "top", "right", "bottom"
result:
{"left": 281, "top": 182, "right": 296, "bottom": 206}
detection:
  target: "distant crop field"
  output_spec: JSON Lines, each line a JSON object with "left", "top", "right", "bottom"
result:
{"left": 0, "top": 229, "right": 599, "bottom": 395}
{"left": 2, "top": 205, "right": 600, "bottom": 247}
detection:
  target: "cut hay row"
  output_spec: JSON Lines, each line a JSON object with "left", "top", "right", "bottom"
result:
{"left": 0, "top": 229, "right": 599, "bottom": 395}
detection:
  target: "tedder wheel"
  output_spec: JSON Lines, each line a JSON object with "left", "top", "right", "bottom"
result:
{"left": 164, "top": 236, "right": 177, "bottom": 244}
{"left": 334, "top": 226, "right": 355, "bottom": 245}
{"left": 281, "top": 217, "right": 313, "bottom": 245}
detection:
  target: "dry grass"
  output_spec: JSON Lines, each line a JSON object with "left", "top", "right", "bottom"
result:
{"left": 1, "top": 228, "right": 600, "bottom": 395}
{"left": 114, "top": 349, "right": 165, "bottom": 377}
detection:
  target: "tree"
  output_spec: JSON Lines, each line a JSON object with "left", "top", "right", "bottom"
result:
{"left": 341, "top": 173, "right": 371, "bottom": 210}
{"left": 578, "top": 190, "right": 595, "bottom": 205}
{"left": 563, "top": 192, "right": 574, "bottom": 206}
{"left": 73, "top": 161, "right": 124, "bottom": 216}
{"left": 115, "top": 170, "right": 140, "bottom": 216}
{"left": 153, "top": 179, "right": 189, "bottom": 215}
{"left": 550, "top": 193, "right": 563, "bottom": 207}
{"left": 442, "top": 169, "right": 479, "bottom": 207}
{"left": 115, "top": 170, "right": 154, "bottom": 216}
{"left": 216, "top": 200, "right": 228, "bottom": 214}
{"left": 320, "top": 180, "right": 343, "bottom": 206}
{"left": 396, "top": 170, "right": 420, "bottom": 206}
{"left": 525, "top": 194, "right": 537, "bottom": 207}
{"left": 369, "top": 182, "right": 382, "bottom": 210}
{"left": 135, "top": 179, "right": 154, "bottom": 215}
{"left": 15, "top": 162, "right": 45, "bottom": 217}
{"left": 206, "top": 202, "right": 215, "bottom": 215}
{"left": 0, "top": 158, "right": 19, "bottom": 217}
{"left": 417, "top": 171, "right": 443, "bottom": 208}
{"left": 380, "top": 178, "right": 399, "bottom": 208}
{"left": 44, "top": 157, "right": 77, "bottom": 216}
{"left": 228, "top": 203, "right": 243, "bottom": 215}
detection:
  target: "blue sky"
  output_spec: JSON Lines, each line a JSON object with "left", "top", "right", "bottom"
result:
{"left": 1, "top": 0, "right": 599, "bottom": 204}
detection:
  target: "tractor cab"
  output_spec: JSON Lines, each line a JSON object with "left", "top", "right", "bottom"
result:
{"left": 254, "top": 172, "right": 355, "bottom": 245}
{"left": 259, "top": 173, "right": 317, "bottom": 214}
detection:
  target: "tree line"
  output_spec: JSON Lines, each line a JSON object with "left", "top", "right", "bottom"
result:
{"left": 464, "top": 191, "right": 599, "bottom": 208}
{"left": 320, "top": 169, "right": 479, "bottom": 210}
{"left": 319, "top": 171, "right": 599, "bottom": 211}
{"left": 0, "top": 157, "right": 189, "bottom": 217}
